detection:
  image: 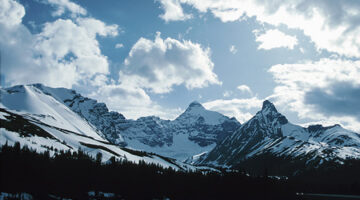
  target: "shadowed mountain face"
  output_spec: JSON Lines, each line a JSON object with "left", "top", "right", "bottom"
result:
{"left": 62, "top": 95, "right": 241, "bottom": 161}
{"left": 1, "top": 84, "right": 360, "bottom": 174}
{"left": 196, "top": 101, "right": 360, "bottom": 172}
{"left": 1, "top": 84, "right": 241, "bottom": 162}
{"left": 0, "top": 85, "right": 196, "bottom": 170}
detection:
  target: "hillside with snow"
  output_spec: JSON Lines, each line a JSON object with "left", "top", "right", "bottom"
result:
{"left": 196, "top": 100, "right": 360, "bottom": 172}
{"left": 0, "top": 84, "right": 240, "bottom": 164}
{"left": 1, "top": 84, "right": 360, "bottom": 175}
{"left": 20, "top": 84, "right": 240, "bottom": 161}
{"left": 0, "top": 85, "right": 198, "bottom": 170}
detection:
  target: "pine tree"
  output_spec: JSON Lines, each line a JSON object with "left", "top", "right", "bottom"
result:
{"left": 96, "top": 152, "right": 102, "bottom": 164}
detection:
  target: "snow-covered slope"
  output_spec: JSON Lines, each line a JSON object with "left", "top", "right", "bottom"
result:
{"left": 0, "top": 85, "right": 105, "bottom": 141}
{"left": 2, "top": 84, "right": 359, "bottom": 173}
{"left": 197, "top": 100, "right": 360, "bottom": 168}
{"left": 98, "top": 102, "right": 240, "bottom": 161}
{"left": 32, "top": 85, "right": 240, "bottom": 161}
{"left": 175, "top": 101, "right": 229, "bottom": 126}
{"left": 0, "top": 85, "right": 194, "bottom": 170}
{"left": 0, "top": 84, "right": 240, "bottom": 162}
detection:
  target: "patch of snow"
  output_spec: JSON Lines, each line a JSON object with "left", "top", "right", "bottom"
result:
{"left": 1, "top": 85, "right": 106, "bottom": 142}
{"left": 0, "top": 192, "right": 33, "bottom": 200}
{"left": 176, "top": 101, "right": 228, "bottom": 125}
{"left": 126, "top": 132, "right": 216, "bottom": 161}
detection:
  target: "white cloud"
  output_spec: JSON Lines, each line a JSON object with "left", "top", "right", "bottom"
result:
{"left": 269, "top": 58, "right": 360, "bottom": 131}
{"left": 178, "top": 26, "right": 192, "bottom": 39}
{"left": 91, "top": 74, "right": 109, "bottom": 87}
{"left": 44, "top": 0, "right": 87, "bottom": 17}
{"left": 90, "top": 84, "right": 181, "bottom": 120}
{"left": 203, "top": 97, "right": 263, "bottom": 123}
{"left": 229, "top": 45, "right": 237, "bottom": 54}
{"left": 115, "top": 43, "right": 124, "bottom": 48}
{"left": 157, "top": 0, "right": 192, "bottom": 22}
{"left": 121, "top": 32, "right": 221, "bottom": 94}
{"left": 0, "top": 0, "right": 25, "bottom": 27}
{"left": 299, "top": 47, "right": 305, "bottom": 54}
{"left": 237, "top": 84, "right": 252, "bottom": 95}
{"left": 76, "top": 18, "right": 118, "bottom": 37}
{"left": 223, "top": 90, "right": 232, "bottom": 97}
{"left": 173, "top": 0, "right": 360, "bottom": 58}
{"left": 185, "top": 26, "right": 192, "bottom": 34}
{"left": 254, "top": 29, "right": 298, "bottom": 50}
{"left": 0, "top": 0, "right": 118, "bottom": 89}
{"left": 92, "top": 84, "right": 152, "bottom": 108}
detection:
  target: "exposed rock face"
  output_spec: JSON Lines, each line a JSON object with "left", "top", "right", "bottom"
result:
{"left": 0, "top": 84, "right": 191, "bottom": 170}
{"left": 197, "top": 100, "right": 360, "bottom": 169}
{"left": 25, "top": 85, "right": 241, "bottom": 161}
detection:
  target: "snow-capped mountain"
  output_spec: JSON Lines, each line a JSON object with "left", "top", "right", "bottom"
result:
{"left": 3, "top": 84, "right": 359, "bottom": 174}
{"left": 38, "top": 84, "right": 241, "bottom": 161}
{"left": 62, "top": 92, "right": 240, "bottom": 161}
{"left": 120, "top": 102, "right": 241, "bottom": 161}
{"left": 0, "top": 84, "right": 196, "bottom": 170}
{"left": 196, "top": 100, "right": 360, "bottom": 169}
{"left": 0, "top": 84, "right": 241, "bottom": 162}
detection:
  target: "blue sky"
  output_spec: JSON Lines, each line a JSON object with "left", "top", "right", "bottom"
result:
{"left": 1, "top": 0, "right": 360, "bottom": 131}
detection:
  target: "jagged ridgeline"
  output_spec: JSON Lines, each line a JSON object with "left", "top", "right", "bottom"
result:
{"left": 0, "top": 84, "right": 240, "bottom": 163}
{"left": 1, "top": 84, "right": 360, "bottom": 177}
{"left": 196, "top": 100, "right": 360, "bottom": 176}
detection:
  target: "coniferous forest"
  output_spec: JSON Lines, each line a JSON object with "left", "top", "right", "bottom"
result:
{"left": 1, "top": 142, "right": 360, "bottom": 200}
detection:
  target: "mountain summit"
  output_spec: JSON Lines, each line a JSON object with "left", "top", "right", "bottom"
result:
{"left": 197, "top": 100, "right": 360, "bottom": 172}
{"left": 0, "top": 84, "right": 189, "bottom": 169}
{"left": 262, "top": 99, "right": 277, "bottom": 112}
{"left": 2, "top": 85, "right": 360, "bottom": 175}
{"left": 188, "top": 101, "right": 203, "bottom": 108}
{"left": 0, "top": 84, "right": 241, "bottom": 161}
{"left": 176, "top": 101, "right": 231, "bottom": 126}
{"left": 257, "top": 100, "right": 288, "bottom": 126}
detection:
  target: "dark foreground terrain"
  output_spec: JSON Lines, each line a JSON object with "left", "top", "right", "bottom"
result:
{"left": 1, "top": 143, "right": 359, "bottom": 200}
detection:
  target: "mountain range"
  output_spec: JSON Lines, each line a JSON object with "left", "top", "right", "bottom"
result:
{"left": 196, "top": 100, "right": 360, "bottom": 174}
{"left": 1, "top": 84, "right": 360, "bottom": 175}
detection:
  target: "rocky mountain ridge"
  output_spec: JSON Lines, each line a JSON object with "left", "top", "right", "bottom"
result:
{"left": 1, "top": 84, "right": 360, "bottom": 173}
{"left": 0, "top": 85, "right": 198, "bottom": 170}
{"left": 1, "top": 84, "right": 241, "bottom": 161}
{"left": 195, "top": 100, "right": 360, "bottom": 172}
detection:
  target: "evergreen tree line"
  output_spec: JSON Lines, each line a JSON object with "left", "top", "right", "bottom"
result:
{"left": 0, "top": 142, "right": 359, "bottom": 200}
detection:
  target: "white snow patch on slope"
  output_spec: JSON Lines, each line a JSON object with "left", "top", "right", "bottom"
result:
{"left": 126, "top": 132, "right": 216, "bottom": 161}
{"left": 176, "top": 102, "right": 228, "bottom": 125}
{"left": 0, "top": 85, "right": 105, "bottom": 141}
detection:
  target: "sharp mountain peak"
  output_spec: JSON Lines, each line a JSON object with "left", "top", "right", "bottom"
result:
{"left": 188, "top": 101, "right": 204, "bottom": 108}
{"left": 261, "top": 100, "right": 278, "bottom": 112}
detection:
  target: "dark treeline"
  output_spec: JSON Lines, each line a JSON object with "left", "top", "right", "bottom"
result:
{"left": 0, "top": 143, "right": 359, "bottom": 200}
{"left": 234, "top": 153, "right": 360, "bottom": 196}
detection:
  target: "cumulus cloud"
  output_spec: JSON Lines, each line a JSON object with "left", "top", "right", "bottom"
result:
{"left": 90, "top": 84, "right": 181, "bottom": 120}
{"left": 229, "top": 45, "right": 237, "bottom": 54}
{"left": 121, "top": 32, "right": 221, "bottom": 94}
{"left": 223, "top": 90, "right": 232, "bottom": 97}
{"left": 254, "top": 29, "right": 298, "bottom": 50}
{"left": 203, "top": 97, "right": 263, "bottom": 123}
{"left": 0, "top": 0, "right": 25, "bottom": 27}
{"left": 237, "top": 84, "right": 252, "bottom": 95}
{"left": 43, "top": 0, "right": 87, "bottom": 17}
{"left": 157, "top": 0, "right": 192, "bottom": 22}
{"left": 170, "top": 0, "right": 360, "bottom": 58}
{"left": 269, "top": 58, "right": 360, "bottom": 131}
{"left": 115, "top": 43, "right": 124, "bottom": 48}
{"left": 76, "top": 18, "right": 118, "bottom": 37}
{"left": 305, "top": 82, "right": 360, "bottom": 120}
{"left": 91, "top": 84, "right": 152, "bottom": 108}
{"left": 0, "top": 0, "right": 118, "bottom": 89}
